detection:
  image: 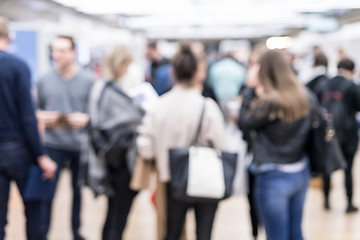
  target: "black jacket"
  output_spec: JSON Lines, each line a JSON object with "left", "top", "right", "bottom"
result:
{"left": 238, "top": 87, "right": 312, "bottom": 165}
{"left": 323, "top": 76, "right": 360, "bottom": 155}
{"left": 306, "top": 74, "right": 328, "bottom": 102}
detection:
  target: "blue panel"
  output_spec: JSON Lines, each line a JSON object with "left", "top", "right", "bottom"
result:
{"left": 9, "top": 31, "right": 38, "bottom": 83}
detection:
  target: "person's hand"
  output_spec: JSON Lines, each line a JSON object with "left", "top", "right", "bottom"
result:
{"left": 37, "top": 110, "right": 60, "bottom": 128}
{"left": 246, "top": 64, "right": 264, "bottom": 96}
{"left": 37, "top": 155, "right": 57, "bottom": 180}
{"left": 66, "top": 112, "right": 89, "bottom": 128}
{"left": 246, "top": 64, "right": 260, "bottom": 88}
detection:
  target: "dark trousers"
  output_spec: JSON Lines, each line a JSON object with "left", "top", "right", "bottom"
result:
{"left": 323, "top": 151, "right": 355, "bottom": 203}
{"left": 44, "top": 147, "right": 82, "bottom": 238}
{"left": 102, "top": 164, "right": 137, "bottom": 240}
{"left": 0, "top": 141, "right": 47, "bottom": 240}
{"left": 165, "top": 185, "right": 218, "bottom": 240}
{"left": 248, "top": 170, "right": 260, "bottom": 238}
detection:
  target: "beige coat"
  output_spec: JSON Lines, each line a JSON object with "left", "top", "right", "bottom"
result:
{"left": 137, "top": 85, "right": 227, "bottom": 182}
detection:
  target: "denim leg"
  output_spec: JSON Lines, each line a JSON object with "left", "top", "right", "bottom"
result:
{"left": 255, "top": 167, "right": 310, "bottom": 240}
{"left": 289, "top": 169, "right": 309, "bottom": 240}
{"left": 194, "top": 202, "right": 218, "bottom": 240}
{"left": 255, "top": 171, "right": 289, "bottom": 240}
{"left": 69, "top": 150, "right": 82, "bottom": 237}
{"left": 0, "top": 172, "right": 10, "bottom": 240}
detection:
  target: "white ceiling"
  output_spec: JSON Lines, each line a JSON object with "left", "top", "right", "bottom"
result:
{"left": 50, "top": 0, "right": 360, "bottom": 39}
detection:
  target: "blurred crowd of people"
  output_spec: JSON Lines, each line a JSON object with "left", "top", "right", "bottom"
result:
{"left": 1, "top": 15, "right": 360, "bottom": 240}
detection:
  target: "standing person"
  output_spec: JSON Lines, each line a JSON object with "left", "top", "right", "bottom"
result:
{"left": 137, "top": 43, "right": 226, "bottom": 240}
{"left": 321, "top": 58, "right": 360, "bottom": 213}
{"left": 306, "top": 52, "right": 329, "bottom": 102}
{"left": 238, "top": 49, "right": 312, "bottom": 240}
{"left": 0, "top": 16, "right": 57, "bottom": 240}
{"left": 145, "top": 40, "right": 171, "bottom": 95}
{"left": 36, "top": 35, "right": 93, "bottom": 240}
{"left": 86, "top": 45, "right": 143, "bottom": 240}
{"left": 208, "top": 52, "right": 246, "bottom": 103}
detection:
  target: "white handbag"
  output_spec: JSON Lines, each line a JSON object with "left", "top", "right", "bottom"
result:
{"left": 186, "top": 146, "right": 226, "bottom": 198}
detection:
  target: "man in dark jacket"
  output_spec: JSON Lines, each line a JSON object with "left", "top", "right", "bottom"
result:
{"left": 306, "top": 52, "right": 329, "bottom": 101}
{"left": 0, "top": 16, "right": 57, "bottom": 240}
{"left": 321, "top": 58, "right": 360, "bottom": 213}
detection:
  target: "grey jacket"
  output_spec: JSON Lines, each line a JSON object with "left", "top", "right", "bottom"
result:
{"left": 83, "top": 79, "right": 144, "bottom": 196}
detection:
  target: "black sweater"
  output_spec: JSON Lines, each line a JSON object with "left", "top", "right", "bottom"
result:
{"left": 0, "top": 50, "right": 43, "bottom": 159}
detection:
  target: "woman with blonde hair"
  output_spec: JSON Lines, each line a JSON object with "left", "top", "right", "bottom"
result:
{"left": 137, "top": 43, "right": 226, "bottom": 240}
{"left": 85, "top": 45, "right": 144, "bottom": 240}
{"left": 238, "top": 49, "right": 312, "bottom": 240}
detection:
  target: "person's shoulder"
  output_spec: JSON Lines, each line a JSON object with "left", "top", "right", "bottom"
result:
{"left": 2, "top": 52, "right": 29, "bottom": 72}
{"left": 78, "top": 68, "right": 95, "bottom": 82}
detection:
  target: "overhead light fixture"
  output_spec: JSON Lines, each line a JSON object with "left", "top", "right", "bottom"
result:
{"left": 266, "top": 36, "right": 292, "bottom": 49}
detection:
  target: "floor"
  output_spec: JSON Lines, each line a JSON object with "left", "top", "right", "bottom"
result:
{"left": 5, "top": 154, "right": 360, "bottom": 240}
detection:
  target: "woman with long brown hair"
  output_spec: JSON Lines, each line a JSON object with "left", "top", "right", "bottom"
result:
{"left": 238, "top": 49, "right": 312, "bottom": 240}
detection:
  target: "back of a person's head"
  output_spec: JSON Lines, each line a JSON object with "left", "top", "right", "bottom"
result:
{"left": 258, "top": 49, "right": 296, "bottom": 90}
{"left": 258, "top": 49, "right": 309, "bottom": 122}
{"left": 337, "top": 58, "right": 355, "bottom": 72}
{"left": 172, "top": 43, "right": 197, "bottom": 82}
{"left": 314, "top": 52, "right": 328, "bottom": 68}
{"left": 0, "top": 16, "right": 9, "bottom": 40}
{"left": 102, "top": 45, "right": 132, "bottom": 80}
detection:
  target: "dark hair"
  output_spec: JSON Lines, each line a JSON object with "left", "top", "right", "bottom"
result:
{"left": 147, "top": 40, "right": 157, "bottom": 49}
{"left": 172, "top": 43, "right": 197, "bottom": 82}
{"left": 57, "top": 35, "right": 76, "bottom": 50}
{"left": 314, "top": 52, "right": 328, "bottom": 68}
{"left": 337, "top": 58, "right": 355, "bottom": 71}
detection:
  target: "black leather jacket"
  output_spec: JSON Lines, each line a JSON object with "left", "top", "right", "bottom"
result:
{"left": 238, "top": 87, "right": 312, "bottom": 165}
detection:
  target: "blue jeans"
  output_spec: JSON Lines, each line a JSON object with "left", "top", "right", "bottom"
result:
{"left": 254, "top": 166, "right": 310, "bottom": 240}
{"left": 0, "top": 141, "right": 47, "bottom": 240}
{"left": 43, "top": 147, "right": 82, "bottom": 238}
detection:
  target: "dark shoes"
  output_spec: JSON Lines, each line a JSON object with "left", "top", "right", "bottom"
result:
{"left": 324, "top": 198, "right": 330, "bottom": 210}
{"left": 74, "top": 234, "right": 85, "bottom": 240}
{"left": 346, "top": 204, "right": 359, "bottom": 213}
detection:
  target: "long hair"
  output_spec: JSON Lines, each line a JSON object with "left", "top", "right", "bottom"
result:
{"left": 255, "top": 50, "right": 309, "bottom": 123}
{"left": 102, "top": 45, "right": 132, "bottom": 80}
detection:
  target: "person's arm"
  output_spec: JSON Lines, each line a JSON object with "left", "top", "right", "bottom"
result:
{"left": 350, "top": 83, "right": 360, "bottom": 111}
{"left": 16, "top": 63, "right": 57, "bottom": 179}
{"left": 237, "top": 87, "right": 271, "bottom": 131}
{"left": 137, "top": 110, "right": 156, "bottom": 160}
{"left": 36, "top": 79, "right": 60, "bottom": 128}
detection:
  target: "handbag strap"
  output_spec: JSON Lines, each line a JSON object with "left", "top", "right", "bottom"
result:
{"left": 191, "top": 99, "right": 207, "bottom": 146}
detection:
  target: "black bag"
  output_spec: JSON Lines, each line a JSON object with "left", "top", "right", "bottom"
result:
{"left": 90, "top": 125, "right": 137, "bottom": 168}
{"left": 321, "top": 80, "right": 352, "bottom": 145}
{"left": 169, "top": 100, "right": 237, "bottom": 203}
{"left": 307, "top": 97, "right": 347, "bottom": 175}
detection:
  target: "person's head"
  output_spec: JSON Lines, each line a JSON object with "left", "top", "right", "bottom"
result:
{"left": 337, "top": 58, "right": 355, "bottom": 79}
{"left": 51, "top": 35, "right": 76, "bottom": 69}
{"left": 313, "top": 52, "right": 328, "bottom": 68}
{"left": 102, "top": 45, "right": 132, "bottom": 80}
{"left": 146, "top": 40, "right": 161, "bottom": 61}
{"left": 255, "top": 49, "right": 309, "bottom": 122}
{"left": 171, "top": 43, "right": 198, "bottom": 85}
{"left": 0, "top": 16, "right": 10, "bottom": 49}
